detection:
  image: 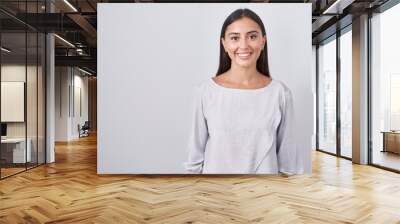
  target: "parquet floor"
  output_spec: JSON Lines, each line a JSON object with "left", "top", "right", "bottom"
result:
{"left": 1, "top": 167, "right": 26, "bottom": 178}
{"left": 1, "top": 134, "right": 400, "bottom": 223}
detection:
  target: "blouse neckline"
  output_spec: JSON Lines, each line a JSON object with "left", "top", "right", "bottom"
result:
{"left": 210, "top": 77, "right": 274, "bottom": 92}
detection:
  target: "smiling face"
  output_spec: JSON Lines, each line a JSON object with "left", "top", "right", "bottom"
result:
{"left": 221, "top": 17, "right": 266, "bottom": 69}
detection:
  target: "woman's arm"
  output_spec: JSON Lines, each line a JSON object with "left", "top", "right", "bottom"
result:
{"left": 276, "top": 86, "right": 304, "bottom": 175}
{"left": 183, "top": 86, "right": 209, "bottom": 174}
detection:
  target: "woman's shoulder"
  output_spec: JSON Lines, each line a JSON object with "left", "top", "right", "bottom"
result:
{"left": 270, "top": 79, "right": 294, "bottom": 108}
{"left": 191, "top": 78, "right": 213, "bottom": 98}
{"left": 271, "top": 79, "right": 292, "bottom": 94}
{"left": 194, "top": 78, "right": 212, "bottom": 91}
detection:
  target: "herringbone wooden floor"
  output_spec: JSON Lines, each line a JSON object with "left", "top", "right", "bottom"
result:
{"left": 1, "top": 134, "right": 400, "bottom": 224}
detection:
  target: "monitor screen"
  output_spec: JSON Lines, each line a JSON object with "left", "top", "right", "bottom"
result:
{"left": 1, "top": 123, "right": 7, "bottom": 137}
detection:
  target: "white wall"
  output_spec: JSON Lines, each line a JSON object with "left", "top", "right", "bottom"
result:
{"left": 312, "top": 45, "right": 317, "bottom": 151}
{"left": 72, "top": 72, "right": 89, "bottom": 138}
{"left": 55, "top": 67, "right": 69, "bottom": 141}
{"left": 55, "top": 67, "right": 89, "bottom": 141}
{"left": 98, "top": 3, "right": 313, "bottom": 174}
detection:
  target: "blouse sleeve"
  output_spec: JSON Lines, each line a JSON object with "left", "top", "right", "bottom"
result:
{"left": 276, "top": 87, "right": 304, "bottom": 175}
{"left": 183, "top": 86, "right": 209, "bottom": 174}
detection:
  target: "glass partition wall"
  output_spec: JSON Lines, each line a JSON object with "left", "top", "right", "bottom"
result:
{"left": 316, "top": 0, "right": 400, "bottom": 172}
{"left": 370, "top": 3, "right": 400, "bottom": 172}
{"left": 339, "top": 27, "right": 352, "bottom": 159}
{"left": 317, "top": 35, "right": 337, "bottom": 155}
{"left": 0, "top": 2, "right": 46, "bottom": 179}
{"left": 0, "top": 31, "right": 27, "bottom": 177}
{"left": 317, "top": 26, "right": 353, "bottom": 159}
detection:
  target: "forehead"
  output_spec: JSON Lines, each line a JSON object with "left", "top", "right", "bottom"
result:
{"left": 225, "top": 17, "right": 262, "bottom": 34}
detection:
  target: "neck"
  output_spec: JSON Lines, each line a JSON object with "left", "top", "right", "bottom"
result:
{"left": 228, "top": 63, "right": 259, "bottom": 84}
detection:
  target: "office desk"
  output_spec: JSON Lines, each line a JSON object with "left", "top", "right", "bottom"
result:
{"left": 1, "top": 138, "right": 32, "bottom": 163}
{"left": 381, "top": 131, "right": 400, "bottom": 154}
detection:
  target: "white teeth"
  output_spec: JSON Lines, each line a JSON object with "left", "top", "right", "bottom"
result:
{"left": 237, "top": 53, "right": 251, "bottom": 58}
{"left": 238, "top": 53, "right": 250, "bottom": 56}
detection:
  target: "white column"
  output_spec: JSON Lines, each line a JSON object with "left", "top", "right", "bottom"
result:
{"left": 352, "top": 14, "right": 369, "bottom": 164}
{"left": 46, "top": 33, "right": 55, "bottom": 163}
{"left": 46, "top": 1, "right": 55, "bottom": 163}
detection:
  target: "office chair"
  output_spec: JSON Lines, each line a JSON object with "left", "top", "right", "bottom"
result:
{"left": 79, "top": 121, "right": 90, "bottom": 138}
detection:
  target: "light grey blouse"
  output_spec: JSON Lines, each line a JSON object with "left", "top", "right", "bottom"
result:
{"left": 184, "top": 78, "right": 304, "bottom": 174}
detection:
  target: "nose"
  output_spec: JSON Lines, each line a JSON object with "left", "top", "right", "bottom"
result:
{"left": 238, "top": 37, "right": 249, "bottom": 49}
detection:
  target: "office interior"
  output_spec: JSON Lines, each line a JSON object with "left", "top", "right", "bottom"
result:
{"left": 0, "top": 0, "right": 97, "bottom": 179}
{"left": 0, "top": 0, "right": 400, "bottom": 222}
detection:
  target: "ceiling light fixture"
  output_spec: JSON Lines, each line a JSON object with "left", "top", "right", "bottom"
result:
{"left": 54, "top": 34, "right": 75, "bottom": 48}
{"left": 78, "top": 67, "right": 93, "bottom": 76}
{"left": 322, "top": 0, "right": 354, "bottom": 15}
{"left": 323, "top": 0, "right": 342, "bottom": 14}
{"left": 63, "top": 0, "right": 78, "bottom": 12}
{"left": 1, "top": 47, "right": 11, "bottom": 53}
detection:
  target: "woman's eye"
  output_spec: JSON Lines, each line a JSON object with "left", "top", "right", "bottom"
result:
{"left": 231, "top": 36, "right": 239, "bottom": 41}
{"left": 250, "top": 35, "right": 257, "bottom": 40}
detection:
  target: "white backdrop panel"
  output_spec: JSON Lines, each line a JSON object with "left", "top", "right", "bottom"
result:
{"left": 98, "top": 3, "right": 313, "bottom": 174}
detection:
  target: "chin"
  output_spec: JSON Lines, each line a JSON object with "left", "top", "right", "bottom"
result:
{"left": 235, "top": 60, "right": 254, "bottom": 68}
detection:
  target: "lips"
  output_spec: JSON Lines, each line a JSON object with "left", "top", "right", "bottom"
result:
{"left": 236, "top": 52, "right": 252, "bottom": 60}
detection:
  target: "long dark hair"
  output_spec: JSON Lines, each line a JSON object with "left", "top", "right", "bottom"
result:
{"left": 216, "top": 8, "right": 270, "bottom": 77}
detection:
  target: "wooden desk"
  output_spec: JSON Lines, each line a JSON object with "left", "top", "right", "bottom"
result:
{"left": 381, "top": 131, "right": 400, "bottom": 154}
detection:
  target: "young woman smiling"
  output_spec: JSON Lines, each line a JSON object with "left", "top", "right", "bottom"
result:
{"left": 184, "top": 8, "right": 303, "bottom": 175}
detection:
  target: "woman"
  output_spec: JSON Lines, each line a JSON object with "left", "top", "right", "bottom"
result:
{"left": 184, "top": 8, "right": 303, "bottom": 174}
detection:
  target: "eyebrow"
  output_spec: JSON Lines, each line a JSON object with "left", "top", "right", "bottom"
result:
{"left": 227, "top": 30, "right": 259, "bottom": 36}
